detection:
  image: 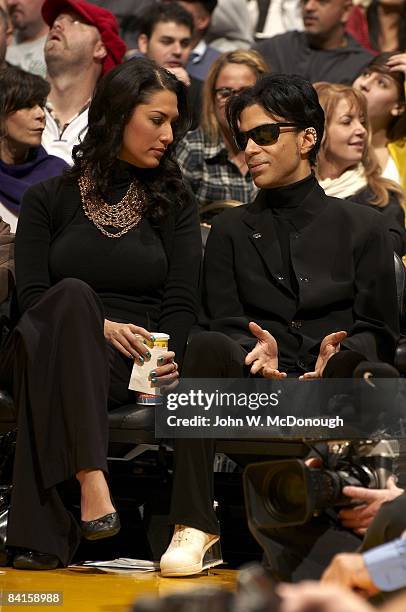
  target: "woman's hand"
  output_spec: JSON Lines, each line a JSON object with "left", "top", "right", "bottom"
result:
{"left": 150, "top": 351, "right": 179, "bottom": 385}
{"left": 386, "top": 53, "right": 406, "bottom": 76}
{"left": 149, "top": 351, "right": 179, "bottom": 392}
{"left": 299, "top": 331, "right": 347, "bottom": 380}
{"left": 245, "top": 321, "right": 287, "bottom": 379}
{"left": 104, "top": 319, "right": 153, "bottom": 361}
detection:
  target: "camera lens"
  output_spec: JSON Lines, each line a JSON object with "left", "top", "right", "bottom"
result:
{"left": 266, "top": 469, "right": 306, "bottom": 514}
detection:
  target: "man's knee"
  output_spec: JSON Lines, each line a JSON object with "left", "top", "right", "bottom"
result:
{"left": 362, "top": 493, "right": 406, "bottom": 551}
{"left": 186, "top": 331, "right": 233, "bottom": 359}
{"left": 184, "top": 331, "right": 244, "bottom": 377}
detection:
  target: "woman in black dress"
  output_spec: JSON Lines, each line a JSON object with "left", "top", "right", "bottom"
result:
{"left": 0, "top": 57, "right": 201, "bottom": 570}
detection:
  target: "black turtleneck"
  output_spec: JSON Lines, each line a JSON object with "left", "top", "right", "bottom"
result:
{"left": 266, "top": 173, "right": 315, "bottom": 295}
{"left": 106, "top": 158, "right": 147, "bottom": 205}
{"left": 265, "top": 173, "right": 315, "bottom": 215}
{"left": 49, "top": 160, "right": 169, "bottom": 326}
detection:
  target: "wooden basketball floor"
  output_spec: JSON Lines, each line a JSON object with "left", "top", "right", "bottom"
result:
{"left": 0, "top": 567, "right": 238, "bottom": 611}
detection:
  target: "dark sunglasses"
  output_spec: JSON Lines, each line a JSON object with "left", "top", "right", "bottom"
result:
{"left": 237, "top": 122, "right": 298, "bottom": 150}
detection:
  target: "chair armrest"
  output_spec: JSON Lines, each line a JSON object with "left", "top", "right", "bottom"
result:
{"left": 394, "top": 337, "right": 406, "bottom": 374}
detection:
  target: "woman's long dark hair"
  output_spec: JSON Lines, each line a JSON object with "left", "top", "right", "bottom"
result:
{"left": 68, "top": 57, "right": 191, "bottom": 219}
{"left": 367, "top": 0, "right": 406, "bottom": 52}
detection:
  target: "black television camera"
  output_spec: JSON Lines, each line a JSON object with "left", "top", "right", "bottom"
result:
{"left": 243, "top": 438, "right": 399, "bottom": 533}
{"left": 243, "top": 362, "right": 403, "bottom": 539}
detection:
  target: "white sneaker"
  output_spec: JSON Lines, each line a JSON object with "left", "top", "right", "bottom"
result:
{"left": 160, "top": 525, "right": 223, "bottom": 577}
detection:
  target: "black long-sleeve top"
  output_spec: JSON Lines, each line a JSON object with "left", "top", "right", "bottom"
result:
{"left": 14, "top": 161, "right": 202, "bottom": 366}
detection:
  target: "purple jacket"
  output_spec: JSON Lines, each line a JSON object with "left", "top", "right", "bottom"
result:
{"left": 0, "top": 146, "right": 68, "bottom": 215}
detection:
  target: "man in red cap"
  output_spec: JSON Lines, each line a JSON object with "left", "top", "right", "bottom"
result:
{"left": 40, "top": 0, "right": 126, "bottom": 165}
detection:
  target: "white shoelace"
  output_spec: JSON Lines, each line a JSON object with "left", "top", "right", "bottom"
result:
{"left": 172, "top": 526, "right": 196, "bottom": 544}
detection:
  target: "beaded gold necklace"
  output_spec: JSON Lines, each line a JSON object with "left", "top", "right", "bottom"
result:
{"left": 78, "top": 168, "right": 147, "bottom": 238}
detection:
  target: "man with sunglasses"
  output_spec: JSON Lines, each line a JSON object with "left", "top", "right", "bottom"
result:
{"left": 202, "top": 73, "right": 398, "bottom": 379}
{"left": 160, "top": 73, "right": 400, "bottom": 580}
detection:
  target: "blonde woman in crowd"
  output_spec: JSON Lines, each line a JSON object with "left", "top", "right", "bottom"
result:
{"left": 176, "top": 49, "right": 267, "bottom": 211}
{"left": 314, "top": 82, "right": 406, "bottom": 256}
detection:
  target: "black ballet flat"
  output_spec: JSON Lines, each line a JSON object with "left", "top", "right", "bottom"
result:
{"left": 81, "top": 511, "right": 121, "bottom": 541}
{"left": 13, "top": 549, "right": 59, "bottom": 570}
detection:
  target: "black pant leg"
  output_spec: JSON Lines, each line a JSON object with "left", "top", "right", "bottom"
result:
{"left": 2, "top": 279, "right": 132, "bottom": 565}
{"left": 323, "top": 350, "right": 367, "bottom": 378}
{"left": 360, "top": 493, "right": 406, "bottom": 552}
{"left": 107, "top": 342, "right": 137, "bottom": 408}
{"left": 261, "top": 513, "right": 362, "bottom": 582}
{"left": 169, "top": 331, "right": 247, "bottom": 535}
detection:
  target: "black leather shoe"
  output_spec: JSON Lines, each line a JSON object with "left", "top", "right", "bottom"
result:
{"left": 81, "top": 512, "right": 120, "bottom": 541}
{"left": 0, "top": 548, "right": 12, "bottom": 567}
{"left": 13, "top": 549, "right": 59, "bottom": 570}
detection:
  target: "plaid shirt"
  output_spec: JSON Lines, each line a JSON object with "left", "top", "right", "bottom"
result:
{"left": 177, "top": 127, "right": 258, "bottom": 209}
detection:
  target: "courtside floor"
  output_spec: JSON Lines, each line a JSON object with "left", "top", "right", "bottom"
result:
{"left": 0, "top": 567, "right": 238, "bottom": 611}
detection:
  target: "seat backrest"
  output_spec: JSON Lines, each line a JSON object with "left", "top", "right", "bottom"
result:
{"left": 200, "top": 200, "right": 242, "bottom": 252}
{"left": 200, "top": 199, "right": 242, "bottom": 225}
{"left": 394, "top": 253, "right": 406, "bottom": 334}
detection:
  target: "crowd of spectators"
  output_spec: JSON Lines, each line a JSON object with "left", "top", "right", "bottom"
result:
{"left": 1, "top": 0, "right": 406, "bottom": 609}
{"left": 0, "top": 0, "right": 404, "bottom": 228}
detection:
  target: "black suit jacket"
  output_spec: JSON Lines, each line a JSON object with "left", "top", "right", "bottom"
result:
{"left": 203, "top": 181, "right": 399, "bottom": 371}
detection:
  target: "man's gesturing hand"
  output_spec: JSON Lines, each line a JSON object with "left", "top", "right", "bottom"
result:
{"left": 245, "top": 321, "right": 287, "bottom": 378}
{"left": 300, "top": 331, "right": 347, "bottom": 379}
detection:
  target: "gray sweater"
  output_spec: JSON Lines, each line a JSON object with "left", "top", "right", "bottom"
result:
{"left": 254, "top": 31, "right": 374, "bottom": 84}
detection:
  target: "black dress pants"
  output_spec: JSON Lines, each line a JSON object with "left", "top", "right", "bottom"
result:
{"left": 169, "top": 332, "right": 249, "bottom": 535}
{"left": 1, "top": 284, "right": 237, "bottom": 565}
{"left": 0, "top": 279, "right": 139, "bottom": 566}
{"left": 167, "top": 331, "right": 372, "bottom": 577}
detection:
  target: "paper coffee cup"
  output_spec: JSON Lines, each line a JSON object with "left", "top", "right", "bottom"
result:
{"left": 128, "top": 333, "right": 170, "bottom": 395}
